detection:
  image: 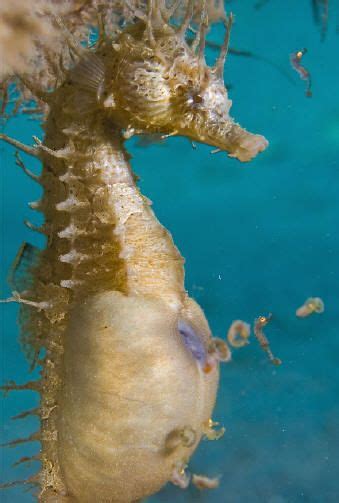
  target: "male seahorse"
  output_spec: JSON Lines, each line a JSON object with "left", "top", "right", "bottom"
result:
{"left": 1, "top": 2, "right": 268, "bottom": 501}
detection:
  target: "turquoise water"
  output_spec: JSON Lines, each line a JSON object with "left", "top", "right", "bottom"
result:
{"left": 1, "top": 1, "right": 339, "bottom": 501}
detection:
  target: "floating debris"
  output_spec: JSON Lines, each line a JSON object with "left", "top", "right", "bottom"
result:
{"left": 290, "top": 48, "right": 312, "bottom": 97}
{"left": 296, "top": 297, "right": 324, "bottom": 318}
{"left": 227, "top": 320, "right": 251, "bottom": 348}
{"left": 192, "top": 474, "right": 220, "bottom": 490}
{"left": 253, "top": 315, "right": 282, "bottom": 366}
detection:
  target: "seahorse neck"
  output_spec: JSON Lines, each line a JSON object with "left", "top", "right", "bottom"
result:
{"left": 41, "top": 109, "right": 186, "bottom": 309}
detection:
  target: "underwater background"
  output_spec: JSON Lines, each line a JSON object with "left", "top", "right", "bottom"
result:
{"left": 1, "top": 0, "right": 338, "bottom": 501}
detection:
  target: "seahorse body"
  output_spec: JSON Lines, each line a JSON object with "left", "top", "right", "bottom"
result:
{"left": 32, "top": 100, "right": 218, "bottom": 501}
{"left": 2, "top": 6, "right": 268, "bottom": 502}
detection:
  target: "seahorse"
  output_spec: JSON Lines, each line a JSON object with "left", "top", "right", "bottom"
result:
{"left": 0, "top": 2, "right": 268, "bottom": 501}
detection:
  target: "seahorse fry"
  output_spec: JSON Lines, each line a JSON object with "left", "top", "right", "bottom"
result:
{"left": 0, "top": 2, "right": 268, "bottom": 501}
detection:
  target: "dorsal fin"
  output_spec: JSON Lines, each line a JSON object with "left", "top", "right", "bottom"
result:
{"left": 7, "top": 242, "right": 41, "bottom": 292}
{"left": 69, "top": 53, "right": 105, "bottom": 100}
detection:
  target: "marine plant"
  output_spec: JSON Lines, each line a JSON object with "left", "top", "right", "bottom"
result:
{"left": 0, "top": 1, "right": 268, "bottom": 501}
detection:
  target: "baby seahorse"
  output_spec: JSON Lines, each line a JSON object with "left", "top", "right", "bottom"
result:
{"left": 0, "top": 2, "right": 268, "bottom": 502}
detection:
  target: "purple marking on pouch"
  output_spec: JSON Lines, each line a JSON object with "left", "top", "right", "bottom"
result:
{"left": 178, "top": 320, "right": 206, "bottom": 364}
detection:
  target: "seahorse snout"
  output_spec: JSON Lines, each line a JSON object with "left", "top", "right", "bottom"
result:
{"left": 227, "top": 129, "right": 269, "bottom": 162}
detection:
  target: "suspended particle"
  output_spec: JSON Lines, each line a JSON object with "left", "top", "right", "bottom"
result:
{"left": 227, "top": 319, "right": 251, "bottom": 348}
{"left": 296, "top": 297, "right": 324, "bottom": 318}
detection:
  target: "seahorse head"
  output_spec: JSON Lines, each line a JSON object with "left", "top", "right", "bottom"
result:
{"left": 98, "top": 4, "right": 268, "bottom": 162}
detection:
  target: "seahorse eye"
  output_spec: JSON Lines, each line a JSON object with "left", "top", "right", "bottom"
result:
{"left": 178, "top": 320, "right": 206, "bottom": 364}
{"left": 193, "top": 94, "right": 203, "bottom": 104}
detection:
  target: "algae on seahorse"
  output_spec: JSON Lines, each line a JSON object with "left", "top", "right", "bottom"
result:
{"left": 0, "top": 1, "right": 268, "bottom": 501}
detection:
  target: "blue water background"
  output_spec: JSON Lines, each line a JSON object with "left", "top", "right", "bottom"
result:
{"left": 1, "top": 1, "right": 339, "bottom": 501}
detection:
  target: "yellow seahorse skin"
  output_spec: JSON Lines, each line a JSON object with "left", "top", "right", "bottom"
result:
{"left": 1, "top": 5, "right": 268, "bottom": 501}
